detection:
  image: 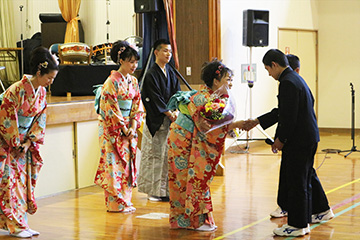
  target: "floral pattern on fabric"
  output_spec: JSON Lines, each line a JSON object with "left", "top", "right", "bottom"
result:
{"left": 94, "top": 71, "right": 144, "bottom": 212}
{"left": 0, "top": 76, "right": 47, "bottom": 233}
{"left": 168, "top": 86, "right": 228, "bottom": 229}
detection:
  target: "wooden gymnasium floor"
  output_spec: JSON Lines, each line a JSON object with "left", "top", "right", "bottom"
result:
{"left": 1, "top": 130, "right": 359, "bottom": 239}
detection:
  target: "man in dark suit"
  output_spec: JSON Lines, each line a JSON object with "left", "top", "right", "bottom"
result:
{"left": 137, "top": 39, "right": 181, "bottom": 202}
{"left": 269, "top": 54, "right": 334, "bottom": 222}
{"left": 244, "top": 49, "right": 333, "bottom": 237}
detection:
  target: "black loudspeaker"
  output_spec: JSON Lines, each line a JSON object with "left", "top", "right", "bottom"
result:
{"left": 134, "top": 0, "right": 159, "bottom": 13}
{"left": 243, "top": 9, "right": 269, "bottom": 47}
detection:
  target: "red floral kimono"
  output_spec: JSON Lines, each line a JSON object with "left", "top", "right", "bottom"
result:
{"left": 94, "top": 71, "right": 144, "bottom": 211}
{"left": 168, "top": 86, "right": 229, "bottom": 229}
{"left": 0, "top": 75, "right": 47, "bottom": 233}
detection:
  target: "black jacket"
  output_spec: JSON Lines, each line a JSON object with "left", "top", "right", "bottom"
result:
{"left": 258, "top": 67, "right": 319, "bottom": 147}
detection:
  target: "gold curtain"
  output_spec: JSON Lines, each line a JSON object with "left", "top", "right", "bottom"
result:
{"left": 208, "top": 0, "right": 221, "bottom": 60}
{"left": 163, "top": 0, "right": 179, "bottom": 69}
{"left": 58, "top": 0, "right": 81, "bottom": 43}
{"left": 0, "top": 0, "right": 20, "bottom": 86}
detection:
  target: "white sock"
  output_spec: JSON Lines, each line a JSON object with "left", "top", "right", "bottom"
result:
{"left": 194, "top": 224, "right": 216, "bottom": 232}
{"left": 10, "top": 230, "right": 32, "bottom": 238}
{"left": 27, "top": 228, "right": 40, "bottom": 235}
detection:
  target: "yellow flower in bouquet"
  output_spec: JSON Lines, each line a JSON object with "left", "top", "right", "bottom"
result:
{"left": 200, "top": 95, "right": 229, "bottom": 120}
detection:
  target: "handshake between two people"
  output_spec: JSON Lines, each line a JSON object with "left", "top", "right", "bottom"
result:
{"left": 228, "top": 118, "right": 259, "bottom": 133}
{"left": 232, "top": 118, "right": 284, "bottom": 154}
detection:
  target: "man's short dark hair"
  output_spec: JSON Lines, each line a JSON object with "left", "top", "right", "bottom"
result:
{"left": 286, "top": 54, "right": 300, "bottom": 70}
{"left": 153, "top": 39, "right": 171, "bottom": 51}
{"left": 262, "top": 49, "right": 289, "bottom": 67}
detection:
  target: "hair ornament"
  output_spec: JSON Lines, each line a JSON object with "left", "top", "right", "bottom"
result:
{"left": 129, "top": 44, "right": 139, "bottom": 52}
{"left": 117, "top": 46, "right": 126, "bottom": 63}
{"left": 38, "top": 61, "right": 48, "bottom": 70}
{"left": 215, "top": 64, "right": 223, "bottom": 76}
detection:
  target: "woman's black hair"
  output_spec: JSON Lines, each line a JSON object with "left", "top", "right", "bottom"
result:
{"left": 110, "top": 40, "right": 140, "bottom": 64}
{"left": 200, "top": 58, "right": 232, "bottom": 88}
{"left": 29, "top": 46, "right": 59, "bottom": 75}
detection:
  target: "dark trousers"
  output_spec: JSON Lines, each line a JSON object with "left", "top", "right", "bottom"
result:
{"left": 277, "top": 143, "right": 330, "bottom": 228}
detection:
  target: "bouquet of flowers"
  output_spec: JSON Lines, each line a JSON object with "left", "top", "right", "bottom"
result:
{"left": 200, "top": 96, "right": 228, "bottom": 121}
{"left": 198, "top": 85, "right": 236, "bottom": 133}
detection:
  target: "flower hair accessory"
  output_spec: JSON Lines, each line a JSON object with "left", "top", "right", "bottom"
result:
{"left": 129, "top": 44, "right": 139, "bottom": 52}
{"left": 38, "top": 61, "right": 48, "bottom": 70}
{"left": 215, "top": 64, "right": 223, "bottom": 77}
{"left": 117, "top": 46, "right": 126, "bottom": 63}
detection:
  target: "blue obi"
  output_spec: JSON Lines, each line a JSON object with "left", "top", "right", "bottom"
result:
{"left": 93, "top": 84, "right": 103, "bottom": 114}
{"left": 117, "top": 99, "right": 132, "bottom": 117}
{"left": 18, "top": 115, "right": 34, "bottom": 135}
{"left": 0, "top": 92, "right": 4, "bottom": 105}
{"left": 175, "top": 112, "right": 194, "bottom": 133}
{"left": 93, "top": 84, "right": 132, "bottom": 117}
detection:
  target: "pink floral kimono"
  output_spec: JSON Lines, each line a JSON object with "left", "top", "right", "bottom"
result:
{"left": 94, "top": 71, "right": 144, "bottom": 211}
{"left": 0, "top": 75, "right": 47, "bottom": 233}
{"left": 168, "top": 86, "right": 229, "bottom": 229}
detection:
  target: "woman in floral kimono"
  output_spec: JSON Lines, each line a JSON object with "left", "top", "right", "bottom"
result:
{"left": 94, "top": 40, "right": 144, "bottom": 213}
{"left": 0, "top": 47, "right": 58, "bottom": 238}
{"left": 167, "top": 59, "right": 245, "bottom": 231}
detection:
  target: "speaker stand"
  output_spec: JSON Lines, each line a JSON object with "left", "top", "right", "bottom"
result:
{"left": 233, "top": 46, "right": 273, "bottom": 153}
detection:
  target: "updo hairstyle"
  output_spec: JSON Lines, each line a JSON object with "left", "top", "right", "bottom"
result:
{"left": 29, "top": 46, "right": 59, "bottom": 76}
{"left": 110, "top": 40, "right": 140, "bottom": 64}
{"left": 201, "top": 58, "right": 232, "bottom": 88}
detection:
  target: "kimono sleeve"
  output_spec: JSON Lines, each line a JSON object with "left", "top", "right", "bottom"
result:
{"left": 100, "top": 77, "right": 125, "bottom": 133}
{"left": 188, "top": 91, "right": 228, "bottom": 142}
{"left": 129, "top": 76, "right": 144, "bottom": 129}
{"left": 142, "top": 71, "right": 169, "bottom": 114}
{"left": 26, "top": 106, "right": 47, "bottom": 145}
{"left": 0, "top": 89, "right": 22, "bottom": 148}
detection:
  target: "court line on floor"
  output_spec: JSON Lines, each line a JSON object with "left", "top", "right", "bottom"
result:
{"left": 284, "top": 200, "right": 360, "bottom": 240}
{"left": 214, "top": 177, "right": 360, "bottom": 240}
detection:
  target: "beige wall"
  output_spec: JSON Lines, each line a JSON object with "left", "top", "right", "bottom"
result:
{"left": 316, "top": 0, "right": 360, "bottom": 128}
{"left": 9, "top": 0, "right": 359, "bottom": 130}
{"left": 221, "top": 0, "right": 319, "bottom": 138}
{"left": 11, "top": 0, "right": 135, "bottom": 47}
{"left": 221, "top": 0, "right": 359, "bottom": 134}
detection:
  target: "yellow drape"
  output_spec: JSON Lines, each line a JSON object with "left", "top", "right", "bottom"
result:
{"left": 58, "top": 0, "right": 81, "bottom": 43}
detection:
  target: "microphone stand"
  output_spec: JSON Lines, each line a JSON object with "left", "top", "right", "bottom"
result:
{"left": 20, "top": 5, "right": 24, "bottom": 76}
{"left": 105, "top": 0, "right": 110, "bottom": 64}
{"left": 338, "top": 82, "right": 360, "bottom": 157}
{"left": 106, "top": 0, "right": 110, "bottom": 43}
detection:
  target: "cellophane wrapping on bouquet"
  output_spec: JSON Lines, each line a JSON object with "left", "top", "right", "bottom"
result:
{"left": 198, "top": 85, "right": 236, "bottom": 133}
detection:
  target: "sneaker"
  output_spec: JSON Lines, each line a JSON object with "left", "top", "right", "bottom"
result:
{"left": 10, "top": 230, "right": 32, "bottom": 238}
{"left": 270, "top": 207, "right": 288, "bottom": 218}
{"left": 273, "top": 224, "right": 310, "bottom": 237}
{"left": 312, "top": 209, "right": 334, "bottom": 223}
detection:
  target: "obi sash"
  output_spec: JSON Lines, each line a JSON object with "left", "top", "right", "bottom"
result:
{"left": 93, "top": 84, "right": 132, "bottom": 117}
{"left": 175, "top": 112, "right": 194, "bottom": 133}
{"left": 117, "top": 99, "right": 132, "bottom": 117}
{"left": 0, "top": 92, "right": 4, "bottom": 105}
{"left": 167, "top": 90, "right": 197, "bottom": 133}
{"left": 93, "top": 84, "right": 102, "bottom": 114}
{"left": 18, "top": 115, "right": 34, "bottom": 135}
